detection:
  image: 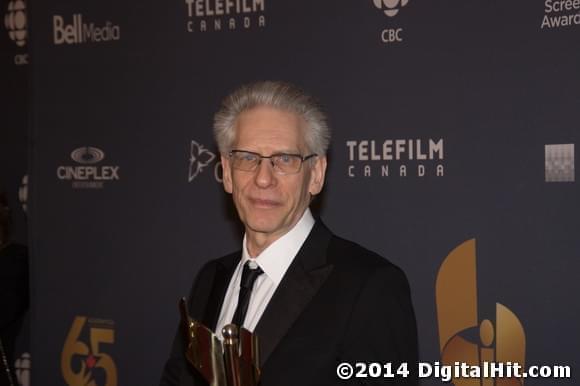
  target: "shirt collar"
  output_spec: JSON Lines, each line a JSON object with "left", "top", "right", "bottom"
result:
{"left": 241, "top": 208, "right": 315, "bottom": 286}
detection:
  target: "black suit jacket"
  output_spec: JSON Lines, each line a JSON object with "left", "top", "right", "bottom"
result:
{"left": 160, "top": 222, "right": 418, "bottom": 386}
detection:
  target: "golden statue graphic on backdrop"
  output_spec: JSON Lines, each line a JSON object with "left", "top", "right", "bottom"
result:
{"left": 436, "top": 239, "right": 526, "bottom": 386}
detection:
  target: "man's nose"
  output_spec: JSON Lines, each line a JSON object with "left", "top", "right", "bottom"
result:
{"left": 254, "top": 158, "right": 276, "bottom": 188}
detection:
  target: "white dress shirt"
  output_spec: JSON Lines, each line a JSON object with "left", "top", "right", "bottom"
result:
{"left": 215, "top": 208, "right": 315, "bottom": 337}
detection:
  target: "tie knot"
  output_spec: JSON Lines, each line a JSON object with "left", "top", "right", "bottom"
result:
{"left": 240, "top": 261, "right": 263, "bottom": 289}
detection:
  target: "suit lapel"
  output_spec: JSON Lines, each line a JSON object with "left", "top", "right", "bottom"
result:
{"left": 254, "top": 222, "right": 334, "bottom": 366}
{"left": 201, "top": 252, "right": 240, "bottom": 331}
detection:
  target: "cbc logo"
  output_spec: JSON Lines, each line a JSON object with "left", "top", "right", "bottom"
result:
{"left": 18, "top": 174, "right": 28, "bottom": 213}
{"left": 372, "top": 0, "right": 406, "bottom": 43}
{"left": 381, "top": 28, "right": 402, "bottom": 43}
{"left": 4, "top": 0, "right": 27, "bottom": 47}
{"left": 15, "top": 353, "right": 31, "bottom": 386}
{"left": 373, "top": 0, "right": 409, "bottom": 17}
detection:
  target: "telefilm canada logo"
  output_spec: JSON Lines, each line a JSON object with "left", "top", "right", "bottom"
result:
{"left": 57, "top": 146, "right": 120, "bottom": 189}
{"left": 188, "top": 140, "right": 222, "bottom": 182}
{"left": 184, "top": 0, "right": 266, "bottom": 33}
{"left": 346, "top": 138, "right": 444, "bottom": 178}
{"left": 61, "top": 316, "right": 117, "bottom": 386}
{"left": 371, "top": 0, "right": 410, "bottom": 44}
{"left": 540, "top": 0, "right": 580, "bottom": 29}
{"left": 436, "top": 239, "right": 526, "bottom": 385}
{"left": 3, "top": 0, "right": 29, "bottom": 65}
{"left": 53, "top": 14, "right": 120, "bottom": 45}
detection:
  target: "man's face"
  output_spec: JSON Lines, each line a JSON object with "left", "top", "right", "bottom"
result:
{"left": 221, "top": 106, "right": 326, "bottom": 243}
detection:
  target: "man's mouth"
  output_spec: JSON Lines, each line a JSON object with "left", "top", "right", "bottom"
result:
{"left": 249, "top": 198, "right": 280, "bottom": 208}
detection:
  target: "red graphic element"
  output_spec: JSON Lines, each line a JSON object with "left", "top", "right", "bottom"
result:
{"left": 86, "top": 354, "right": 96, "bottom": 369}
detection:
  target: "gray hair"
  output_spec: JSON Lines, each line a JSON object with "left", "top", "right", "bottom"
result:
{"left": 213, "top": 81, "right": 331, "bottom": 156}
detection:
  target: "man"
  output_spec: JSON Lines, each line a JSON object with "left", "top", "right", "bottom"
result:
{"left": 160, "top": 81, "right": 418, "bottom": 385}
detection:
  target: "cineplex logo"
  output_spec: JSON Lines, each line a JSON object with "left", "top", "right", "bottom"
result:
{"left": 53, "top": 14, "right": 120, "bottom": 45}
{"left": 541, "top": 0, "right": 580, "bottom": 29}
{"left": 57, "top": 146, "right": 120, "bottom": 189}
{"left": 185, "top": 0, "right": 266, "bottom": 32}
{"left": 346, "top": 138, "right": 444, "bottom": 177}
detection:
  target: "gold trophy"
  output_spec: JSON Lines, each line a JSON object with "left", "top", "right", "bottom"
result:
{"left": 179, "top": 298, "right": 261, "bottom": 386}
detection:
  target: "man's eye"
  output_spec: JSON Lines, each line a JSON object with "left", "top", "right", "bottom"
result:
{"left": 277, "top": 154, "right": 293, "bottom": 164}
{"left": 240, "top": 153, "right": 257, "bottom": 161}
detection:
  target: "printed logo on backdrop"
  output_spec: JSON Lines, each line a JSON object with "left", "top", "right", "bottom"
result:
{"left": 14, "top": 352, "right": 31, "bottom": 386}
{"left": 541, "top": 0, "right": 580, "bottom": 29}
{"left": 18, "top": 174, "right": 28, "bottom": 213}
{"left": 545, "top": 143, "right": 574, "bottom": 182}
{"left": 57, "top": 147, "right": 120, "bottom": 189}
{"left": 436, "top": 239, "right": 526, "bottom": 385}
{"left": 3, "top": 0, "right": 29, "bottom": 65}
{"left": 52, "top": 14, "right": 120, "bottom": 45}
{"left": 371, "top": 0, "right": 409, "bottom": 44}
{"left": 61, "top": 316, "right": 117, "bottom": 386}
{"left": 185, "top": 0, "right": 266, "bottom": 33}
{"left": 346, "top": 138, "right": 444, "bottom": 178}
{"left": 188, "top": 140, "right": 222, "bottom": 182}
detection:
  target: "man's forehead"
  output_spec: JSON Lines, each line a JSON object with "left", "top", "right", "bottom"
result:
{"left": 233, "top": 106, "right": 307, "bottom": 147}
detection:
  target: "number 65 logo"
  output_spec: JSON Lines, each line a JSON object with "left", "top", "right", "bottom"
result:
{"left": 61, "top": 316, "right": 117, "bottom": 386}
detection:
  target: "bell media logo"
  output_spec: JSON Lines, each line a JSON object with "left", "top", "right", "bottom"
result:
{"left": 436, "top": 239, "right": 526, "bottom": 385}
{"left": 545, "top": 144, "right": 574, "bottom": 182}
{"left": 3, "top": 0, "right": 28, "bottom": 65}
{"left": 53, "top": 14, "right": 121, "bottom": 45}
{"left": 346, "top": 138, "right": 444, "bottom": 178}
{"left": 61, "top": 316, "right": 117, "bottom": 386}
{"left": 188, "top": 140, "right": 222, "bottom": 182}
{"left": 370, "top": 0, "right": 410, "bottom": 43}
{"left": 184, "top": 0, "right": 266, "bottom": 33}
{"left": 57, "top": 146, "right": 120, "bottom": 189}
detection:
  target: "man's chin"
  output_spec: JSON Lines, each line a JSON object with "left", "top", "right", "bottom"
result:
{"left": 246, "top": 222, "right": 279, "bottom": 235}
{"left": 244, "top": 217, "right": 287, "bottom": 237}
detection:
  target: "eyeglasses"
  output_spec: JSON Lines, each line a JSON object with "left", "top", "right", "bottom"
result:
{"left": 228, "top": 150, "right": 317, "bottom": 175}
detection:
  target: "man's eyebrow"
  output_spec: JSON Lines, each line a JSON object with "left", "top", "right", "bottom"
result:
{"left": 271, "top": 150, "right": 302, "bottom": 155}
{"left": 235, "top": 149, "right": 302, "bottom": 155}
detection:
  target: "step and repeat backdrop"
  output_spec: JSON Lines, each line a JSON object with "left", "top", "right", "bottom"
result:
{"left": 1, "top": 0, "right": 29, "bottom": 385}
{"left": 3, "top": 0, "right": 580, "bottom": 385}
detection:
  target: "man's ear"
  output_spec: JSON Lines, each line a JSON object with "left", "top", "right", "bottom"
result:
{"left": 308, "top": 155, "right": 327, "bottom": 196}
{"left": 221, "top": 154, "right": 233, "bottom": 194}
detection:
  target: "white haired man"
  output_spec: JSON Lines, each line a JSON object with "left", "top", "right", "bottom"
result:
{"left": 160, "top": 81, "right": 418, "bottom": 386}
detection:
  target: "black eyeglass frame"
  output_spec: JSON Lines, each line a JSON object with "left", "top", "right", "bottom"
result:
{"left": 228, "top": 150, "right": 318, "bottom": 174}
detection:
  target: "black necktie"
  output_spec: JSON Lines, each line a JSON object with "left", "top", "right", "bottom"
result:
{"left": 231, "top": 261, "right": 264, "bottom": 327}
